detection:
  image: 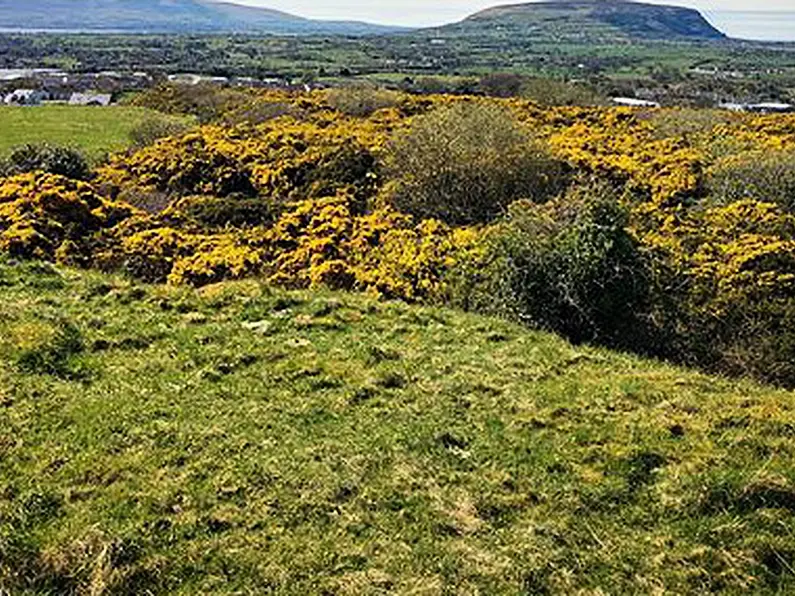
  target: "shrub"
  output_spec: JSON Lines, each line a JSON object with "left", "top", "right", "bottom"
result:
{"left": 1, "top": 144, "right": 90, "bottom": 181}
{"left": 352, "top": 217, "right": 480, "bottom": 301}
{"left": 649, "top": 109, "right": 733, "bottom": 141}
{"left": 455, "top": 181, "right": 653, "bottom": 349}
{"left": 130, "top": 82, "right": 252, "bottom": 123}
{"left": 115, "top": 187, "right": 171, "bottom": 215}
{"left": 221, "top": 101, "right": 297, "bottom": 126}
{"left": 98, "top": 122, "right": 379, "bottom": 203}
{"left": 167, "top": 233, "right": 267, "bottom": 286}
{"left": 110, "top": 226, "right": 196, "bottom": 284}
{"left": 707, "top": 150, "right": 795, "bottom": 213}
{"left": 521, "top": 78, "right": 605, "bottom": 107}
{"left": 636, "top": 198, "right": 795, "bottom": 386}
{"left": 715, "top": 298, "right": 795, "bottom": 387}
{"left": 386, "top": 103, "right": 567, "bottom": 225}
{"left": 0, "top": 172, "right": 136, "bottom": 262}
{"left": 479, "top": 73, "right": 524, "bottom": 98}
{"left": 128, "top": 117, "right": 192, "bottom": 149}
{"left": 99, "top": 129, "right": 257, "bottom": 197}
{"left": 326, "top": 85, "right": 402, "bottom": 117}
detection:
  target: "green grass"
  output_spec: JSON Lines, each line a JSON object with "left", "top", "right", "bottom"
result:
{"left": 1, "top": 259, "right": 795, "bottom": 594}
{"left": 0, "top": 105, "right": 188, "bottom": 161}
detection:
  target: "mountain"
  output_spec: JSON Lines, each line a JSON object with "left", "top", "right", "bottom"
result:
{"left": 432, "top": 0, "right": 726, "bottom": 42}
{"left": 0, "top": 0, "right": 729, "bottom": 40}
{"left": 0, "top": 0, "right": 403, "bottom": 35}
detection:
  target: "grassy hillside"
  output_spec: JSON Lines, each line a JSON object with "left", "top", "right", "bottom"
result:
{"left": 0, "top": 106, "right": 188, "bottom": 161}
{"left": 1, "top": 258, "right": 794, "bottom": 593}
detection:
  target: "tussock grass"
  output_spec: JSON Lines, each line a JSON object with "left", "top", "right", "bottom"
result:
{"left": 1, "top": 259, "right": 794, "bottom": 593}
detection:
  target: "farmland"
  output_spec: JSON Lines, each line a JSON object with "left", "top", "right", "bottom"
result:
{"left": 0, "top": 105, "right": 190, "bottom": 161}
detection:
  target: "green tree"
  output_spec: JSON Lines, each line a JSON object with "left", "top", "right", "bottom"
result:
{"left": 385, "top": 103, "right": 566, "bottom": 225}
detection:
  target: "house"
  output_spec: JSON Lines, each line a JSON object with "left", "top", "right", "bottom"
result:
{"left": 3, "top": 89, "right": 47, "bottom": 105}
{"left": 68, "top": 92, "right": 112, "bottom": 106}
{"left": 718, "top": 102, "right": 747, "bottom": 112}
{"left": 718, "top": 102, "right": 795, "bottom": 114}
{"left": 748, "top": 102, "right": 794, "bottom": 114}
{"left": 167, "top": 73, "right": 229, "bottom": 86}
{"left": 610, "top": 97, "right": 660, "bottom": 108}
{"left": 168, "top": 73, "right": 203, "bottom": 85}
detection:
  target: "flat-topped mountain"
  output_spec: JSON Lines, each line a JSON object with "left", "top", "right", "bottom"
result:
{"left": 0, "top": 0, "right": 728, "bottom": 40}
{"left": 0, "top": 0, "right": 402, "bottom": 35}
{"left": 436, "top": 0, "right": 726, "bottom": 41}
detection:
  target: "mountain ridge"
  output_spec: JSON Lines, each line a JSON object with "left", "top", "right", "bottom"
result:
{"left": 0, "top": 0, "right": 404, "bottom": 35}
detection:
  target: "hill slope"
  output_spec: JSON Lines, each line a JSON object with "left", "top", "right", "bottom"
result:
{"left": 0, "top": 0, "right": 401, "bottom": 34}
{"left": 1, "top": 259, "right": 794, "bottom": 593}
{"left": 435, "top": 0, "right": 726, "bottom": 42}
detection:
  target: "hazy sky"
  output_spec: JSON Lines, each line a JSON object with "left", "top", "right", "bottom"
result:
{"left": 236, "top": 0, "right": 795, "bottom": 27}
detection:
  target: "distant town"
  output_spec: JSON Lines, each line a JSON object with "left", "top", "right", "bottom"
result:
{"left": 3, "top": 67, "right": 794, "bottom": 113}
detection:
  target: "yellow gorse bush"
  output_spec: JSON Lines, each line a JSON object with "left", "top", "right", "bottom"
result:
{"left": 3, "top": 89, "right": 795, "bottom": 342}
{"left": 637, "top": 198, "right": 795, "bottom": 316}
{"left": 0, "top": 172, "right": 137, "bottom": 261}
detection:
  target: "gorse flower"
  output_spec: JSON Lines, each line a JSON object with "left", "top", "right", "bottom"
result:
{"left": 3, "top": 89, "right": 795, "bottom": 384}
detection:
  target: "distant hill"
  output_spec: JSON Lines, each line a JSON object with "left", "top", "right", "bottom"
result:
{"left": 432, "top": 0, "right": 727, "bottom": 42}
{"left": 0, "top": 0, "right": 730, "bottom": 40}
{"left": 0, "top": 0, "right": 403, "bottom": 35}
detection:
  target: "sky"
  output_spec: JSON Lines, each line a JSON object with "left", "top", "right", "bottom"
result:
{"left": 235, "top": 0, "right": 795, "bottom": 40}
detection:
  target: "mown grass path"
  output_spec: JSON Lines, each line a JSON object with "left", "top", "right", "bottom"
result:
{"left": 1, "top": 260, "right": 794, "bottom": 594}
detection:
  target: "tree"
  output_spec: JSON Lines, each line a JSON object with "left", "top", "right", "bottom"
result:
{"left": 385, "top": 102, "right": 567, "bottom": 225}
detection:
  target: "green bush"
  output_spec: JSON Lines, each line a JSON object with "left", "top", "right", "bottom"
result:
{"left": 326, "top": 85, "right": 402, "bottom": 117}
{"left": 128, "top": 117, "right": 192, "bottom": 149}
{"left": 386, "top": 103, "right": 568, "bottom": 225}
{"left": 478, "top": 73, "right": 524, "bottom": 98}
{"left": 521, "top": 78, "right": 605, "bottom": 107}
{"left": 708, "top": 150, "right": 795, "bottom": 213}
{"left": 453, "top": 181, "right": 653, "bottom": 350}
{"left": 1, "top": 144, "right": 90, "bottom": 180}
{"left": 711, "top": 299, "right": 795, "bottom": 388}
{"left": 131, "top": 83, "right": 252, "bottom": 123}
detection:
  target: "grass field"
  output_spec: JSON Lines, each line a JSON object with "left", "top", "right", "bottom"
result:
{"left": 0, "top": 105, "right": 188, "bottom": 161}
{"left": 1, "top": 259, "right": 795, "bottom": 594}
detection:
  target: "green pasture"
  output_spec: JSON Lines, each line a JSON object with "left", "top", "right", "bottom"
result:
{"left": 0, "top": 105, "right": 187, "bottom": 161}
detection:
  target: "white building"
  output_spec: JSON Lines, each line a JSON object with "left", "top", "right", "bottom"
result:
{"left": 3, "top": 89, "right": 47, "bottom": 105}
{"left": 167, "top": 73, "right": 229, "bottom": 86}
{"left": 748, "top": 102, "right": 794, "bottom": 114}
{"left": 68, "top": 92, "right": 112, "bottom": 106}
{"left": 610, "top": 97, "right": 660, "bottom": 108}
{"left": 718, "top": 102, "right": 795, "bottom": 114}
